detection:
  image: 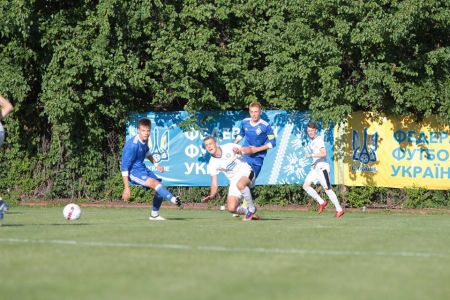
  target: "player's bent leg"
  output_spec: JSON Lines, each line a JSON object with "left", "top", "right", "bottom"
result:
{"left": 236, "top": 177, "right": 256, "bottom": 210}
{"left": 226, "top": 196, "right": 240, "bottom": 213}
{"left": 303, "top": 180, "right": 327, "bottom": 213}
{"left": 149, "top": 194, "right": 166, "bottom": 221}
{"left": 324, "top": 188, "right": 343, "bottom": 216}
{"left": 145, "top": 178, "right": 182, "bottom": 208}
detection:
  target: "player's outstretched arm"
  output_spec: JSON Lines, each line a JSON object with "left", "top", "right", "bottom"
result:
{"left": 121, "top": 175, "right": 131, "bottom": 202}
{"left": 202, "top": 175, "right": 218, "bottom": 203}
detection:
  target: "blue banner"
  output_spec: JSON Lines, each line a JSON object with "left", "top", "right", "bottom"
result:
{"left": 126, "top": 111, "right": 334, "bottom": 186}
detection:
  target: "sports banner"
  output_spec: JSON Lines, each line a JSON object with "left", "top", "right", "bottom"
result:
{"left": 334, "top": 112, "right": 450, "bottom": 190}
{"left": 126, "top": 111, "right": 335, "bottom": 186}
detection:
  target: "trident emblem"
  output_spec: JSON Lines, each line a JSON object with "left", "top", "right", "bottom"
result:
{"left": 352, "top": 128, "right": 378, "bottom": 164}
{"left": 148, "top": 127, "right": 170, "bottom": 163}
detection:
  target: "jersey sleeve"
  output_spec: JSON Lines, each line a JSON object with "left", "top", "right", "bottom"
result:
{"left": 265, "top": 124, "right": 276, "bottom": 148}
{"left": 316, "top": 136, "right": 326, "bottom": 150}
{"left": 238, "top": 121, "right": 245, "bottom": 138}
{"left": 121, "top": 141, "right": 137, "bottom": 176}
{"left": 207, "top": 159, "right": 218, "bottom": 176}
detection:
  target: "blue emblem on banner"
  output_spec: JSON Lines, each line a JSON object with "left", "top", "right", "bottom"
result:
{"left": 352, "top": 128, "right": 378, "bottom": 164}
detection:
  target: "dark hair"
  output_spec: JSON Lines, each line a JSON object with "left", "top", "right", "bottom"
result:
{"left": 203, "top": 136, "right": 215, "bottom": 143}
{"left": 307, "top": 122, "right": 318, "bottom": 129}
{"left": 138, "top": 118, "right": 151, "bottom": 128}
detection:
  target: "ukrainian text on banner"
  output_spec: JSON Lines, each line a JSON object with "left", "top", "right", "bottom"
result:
{"left": 334, "top": 112, "right": 450, "bottom": 190}
{"left": 126, "top": 111, "right": 335, "bottom": 186}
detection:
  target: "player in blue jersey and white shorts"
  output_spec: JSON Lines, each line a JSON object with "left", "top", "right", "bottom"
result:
{"left": 233, "top": 101, "right": 276, "bottom": 216}
{"left": 121, "top": 118, "right": 182, "bottom": 221}
{"left": 303, "top": 122, "right": 344, "bottom": 217}
{"left": 201, "top": 136, "right": 259, "bottom": 221}
{"left": 0, "top": 94, "right": 14, "bottom": 220}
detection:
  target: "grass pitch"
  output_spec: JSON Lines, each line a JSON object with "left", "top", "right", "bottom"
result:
{"left": 1, "top": 206, "right": 449, "bottom": 300}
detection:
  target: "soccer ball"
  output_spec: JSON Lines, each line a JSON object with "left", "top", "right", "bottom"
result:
{"left": 63, "top": 203, "right": 82, "bottom": 220}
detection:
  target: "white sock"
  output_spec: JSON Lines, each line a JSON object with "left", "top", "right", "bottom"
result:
{"left": 236, "top": 206, "right": 248, "bottom": 215}
{"left": 170, "top": 197, "right": 177, "bottom": 204}
{"left": 151, "top": 210, "right": 159, "bottom": 217}
{"left": 241, "top": 187, "right": 256, "bottom": 213}
{"left": 304, "top": 186, "right": 325, "bottom": 205}
{"left": 325, "top": 189, "right": 342, "bottom": 212}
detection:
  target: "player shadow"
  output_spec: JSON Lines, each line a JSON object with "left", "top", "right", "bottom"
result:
{"left": 166, "top": 217, "right": 207, "bottom": 221}
{"left": 253, "top": 217, "right": 286, "bottom": 221}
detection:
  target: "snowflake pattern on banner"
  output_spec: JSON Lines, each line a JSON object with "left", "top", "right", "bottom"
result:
{"left": 277, "top": 126, "right": 334, "bottom": 184}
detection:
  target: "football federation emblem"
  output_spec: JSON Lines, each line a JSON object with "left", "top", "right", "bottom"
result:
{"left": 352, "top": 128, "right": 378, "bottom": 164}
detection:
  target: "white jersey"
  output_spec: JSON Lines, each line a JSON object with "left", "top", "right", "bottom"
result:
{"left": 307, "top": 135, "right": 328, "bottom": 168}
{"left": 207, "top": 143, "right": 251, "bottom": 181}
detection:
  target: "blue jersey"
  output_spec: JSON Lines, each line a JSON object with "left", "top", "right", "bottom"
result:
{"left": 239, "top": 118, "right": 276, "bottom": 158}
{"left": 238, "top": 118, "right": 276, "bottom": 177}
{"left": 121, "top": 135, "right": 160, "bottom": 186}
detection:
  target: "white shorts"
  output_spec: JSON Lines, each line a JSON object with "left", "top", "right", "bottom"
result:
{"left": 227, "top": 164, "right": 255, "bottom": 197}
{"left": 305, "top": 162, "right": 332, "bottom": 190}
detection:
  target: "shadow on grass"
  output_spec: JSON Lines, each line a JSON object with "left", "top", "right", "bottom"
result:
{"left": 167, "top": 217, "right": 207, "bottom": 221}
{"left": 253, "top": 217, "right": 285, "bottom": 221}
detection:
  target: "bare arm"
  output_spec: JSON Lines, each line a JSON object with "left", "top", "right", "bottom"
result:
{"left": 306, "top": 147, "right": 327, "bottom": 158}
{"left": 121, "top": 175, "right": 131, "bottom": 201}
{"left": 201, "top": 175, "right": 218, "bottom": 203}
{"left": 0, "top": 95, "right": 13, "bottom": 120}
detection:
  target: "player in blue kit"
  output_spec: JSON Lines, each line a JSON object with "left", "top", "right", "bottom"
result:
{"left": 233, "top": 102, "right": 276, "bottom": 216}
{"left": 0, "top": 94, "right": 14, "bottom": 220}
{"left": 234, "top": 102, "right": 276, "bottom": 178}
{"left": 121, "top": 118, "right": 182, "bottom": 221}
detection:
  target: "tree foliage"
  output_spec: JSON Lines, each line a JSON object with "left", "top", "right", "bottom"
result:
{"left": 0, "top": 0, "right": 448, "bottom": 201}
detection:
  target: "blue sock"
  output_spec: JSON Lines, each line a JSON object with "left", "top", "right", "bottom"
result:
{"left": 155, "top": 184, "right": 174, "bottom": 201}
{"left": 152, "top": 194, "right": 164, "bottom": 212}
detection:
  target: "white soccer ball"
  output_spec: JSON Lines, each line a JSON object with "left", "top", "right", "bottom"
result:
{"left": 63, "top": 203, "right": 82, "bottom": 220}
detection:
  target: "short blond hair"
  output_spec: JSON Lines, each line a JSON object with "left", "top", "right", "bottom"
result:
{"left": 248, "top": 101, "right": 262, "bottom": 110}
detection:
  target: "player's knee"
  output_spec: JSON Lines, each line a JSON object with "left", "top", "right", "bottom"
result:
{"left": 227, "top": 203, "right": 238, "bottom": 213}
{"left": 227, "top": 206, "right": 236, "bottom": 213}
{"left": 146, "top": 178, "right": 159, "bottom": 189}
{"left": 236, "top": 182, "right": 246, "bottom": 191}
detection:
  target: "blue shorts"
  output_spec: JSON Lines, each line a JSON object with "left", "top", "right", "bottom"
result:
{"left": 129, "top": 169, "right": 161, "bottom": 187}
{"left": 243, "top": 156, "right": 264, "bottom": 178}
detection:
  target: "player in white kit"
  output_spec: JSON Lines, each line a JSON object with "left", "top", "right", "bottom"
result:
{"left": 202, "top": 136, "right": 259, "bottom": 221}
{"left": 303, "top": 122, "right": 344, "bottom": 217}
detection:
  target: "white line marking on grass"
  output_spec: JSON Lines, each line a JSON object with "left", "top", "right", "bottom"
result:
{"left": 0, "top": 238, "right": 448, "bottom": 258}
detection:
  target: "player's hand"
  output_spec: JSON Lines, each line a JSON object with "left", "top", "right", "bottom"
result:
{"left": 156, "top": 165, "right": 165, "bottom": 172}
{"left": 201, "top": 194, "right": 215, "bottom": 203}
{"left": 122, "top": 187, "right": 131, "bottom": 202}
{"left": 232, "top": 147, "right": 242, "bottom": 155}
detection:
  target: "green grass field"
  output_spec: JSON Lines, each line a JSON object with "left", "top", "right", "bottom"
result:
{"left": 1, "top": 206, "right": 449, "bottom": 300}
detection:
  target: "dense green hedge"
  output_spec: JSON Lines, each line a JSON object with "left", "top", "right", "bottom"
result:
{"left": 0, "top": 1, "right": 449, "bottom": 207}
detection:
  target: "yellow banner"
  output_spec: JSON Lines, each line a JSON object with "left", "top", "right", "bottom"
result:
{"left": 334, "top": 112, "right": 450, "bottom": 190}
